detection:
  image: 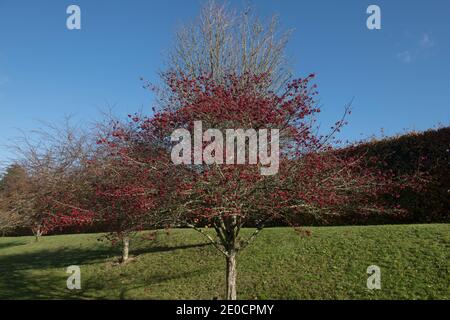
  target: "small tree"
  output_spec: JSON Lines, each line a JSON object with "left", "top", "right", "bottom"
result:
{"left": 0, "top": 162, "right": 57, "bottom": 240}
{"left": 48, "top": 116, "right": 178, "bottom": 262}
{"left": 6, "top": 118, "right": 95, "bottom": 240}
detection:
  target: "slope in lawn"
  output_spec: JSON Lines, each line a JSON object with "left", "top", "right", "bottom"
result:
{"left": 0, "top": 224, "right": 448, "bottom": 299}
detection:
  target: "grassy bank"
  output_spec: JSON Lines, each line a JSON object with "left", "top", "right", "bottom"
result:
{"left": 0, "top": 224, "right": 448, "bottom": 299}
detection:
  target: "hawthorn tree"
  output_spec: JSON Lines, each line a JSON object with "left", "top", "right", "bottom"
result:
{"left": 131, "top": 71, "right": 417, "bottom": 299}
{"left": 91, "top": 117, "right": 177, "bottom": 262}
{"left": 11, "top": 115, "right": 177, "bottom": 261}
{"left": 47, "top": 116, "right": 179, "bottom": 262}
{"left": 111, "top": 2, "right": 418, "bottom": 299}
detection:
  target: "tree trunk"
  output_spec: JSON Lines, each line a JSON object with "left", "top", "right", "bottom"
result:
{"left": 121, "top": 236, "right": 130, "bottom": 263}
{"left": 226, "top": 252, "right": 237, "bottom": 300}
{"left": 34, "top": 226, "right": 42, "bottom": 242}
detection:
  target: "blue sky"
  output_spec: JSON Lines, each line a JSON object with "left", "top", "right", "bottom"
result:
{"left": 0, "top": 0, "right": 449, "bottom": 169}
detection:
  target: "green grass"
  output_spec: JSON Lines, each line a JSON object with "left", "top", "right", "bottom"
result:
{"left": 0, "top": 224, "right": 448, "bottom": 299}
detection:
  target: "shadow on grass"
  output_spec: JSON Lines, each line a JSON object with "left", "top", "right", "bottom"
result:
{"left": 93, "top": 267, "right": 212, "bottom": 300}
{"left": 132, "top": 242, "right": 210, "bottom": 256}
{"left": 0, "top": 242, "right": 211, "bottom": 299}
{"left": 0, "top": 240, "right": 28, "bottom": 250}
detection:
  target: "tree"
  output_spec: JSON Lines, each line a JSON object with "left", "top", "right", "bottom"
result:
{"left": 131, "top": 70, "right": 416, "bottom": 299}
{"left": 47, "top": 115, "right": 179, "bottom": 262}
{"left": 0, "top": 164, "right": 30, "bottom": 235}
{"left": 6, "top": 118, "right": 95, "bottom": 240}
{"left": 89, "top": 116, "right": 177, "bottom": 262}
{"left": 0, "top": 162, "right": 53, "bottom": 240}
{"left": 125, "top": 2, "right": 419, "bottom": 299}
{"left": 0, "top": 210, "right": 23, "bottom": 236}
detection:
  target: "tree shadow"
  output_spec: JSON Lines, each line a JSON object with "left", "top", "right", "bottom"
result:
{"left": 0, "top": 240, "right": 28, "bottom": 250}
{"left": 0, "top": 242, "right": 211, "bottom": 299}
{"left": 87, "top": 267, "right": 211, "bottom": 300}
{"left": 132, "top": 242, "right": 210, "bottom": 256}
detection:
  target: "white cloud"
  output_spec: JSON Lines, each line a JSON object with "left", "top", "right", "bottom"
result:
{"left": 396, "top": 32, "right": 435, "bottom": 63}
{"left": 419, "top": 33, "right": 434, "bottom": 48}
{"left": 397, "top": 50, "right": 413, "bottom": 63}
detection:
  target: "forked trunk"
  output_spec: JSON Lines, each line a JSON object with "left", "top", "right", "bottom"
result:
{"left": 33, "top": 226, "right": 43, "bottom": 242}
{"left": 122, "top": 236, "right": 130, "bottom": 263}
{"left": 226, "top": 252, "right": 237, "bottom": 300}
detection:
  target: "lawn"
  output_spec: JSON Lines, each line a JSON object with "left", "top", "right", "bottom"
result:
{"left": 0, "top": 224, "right": 448, "bottom": 299}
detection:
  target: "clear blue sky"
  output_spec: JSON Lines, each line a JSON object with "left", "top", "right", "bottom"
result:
{"left": 0, "top": 0, "right": 449, "bottom": 169}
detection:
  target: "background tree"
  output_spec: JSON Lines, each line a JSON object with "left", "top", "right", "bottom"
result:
{"left": 47, "top": 115, "right": 179, "bottom": 262}
{"left": 4, "top": 114, "right": 176, "bottom": 261}
{"left": 0, "top": 162, "right": 54, "bottom": 240}
{"left": 5, "top": 118, "right": 94, "bottom": 240}
{"left": 89, "top": 116, "right": 177, "bottom": 262}
{"left": 0, "top": 164, "right": 30, "bottom": 236}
